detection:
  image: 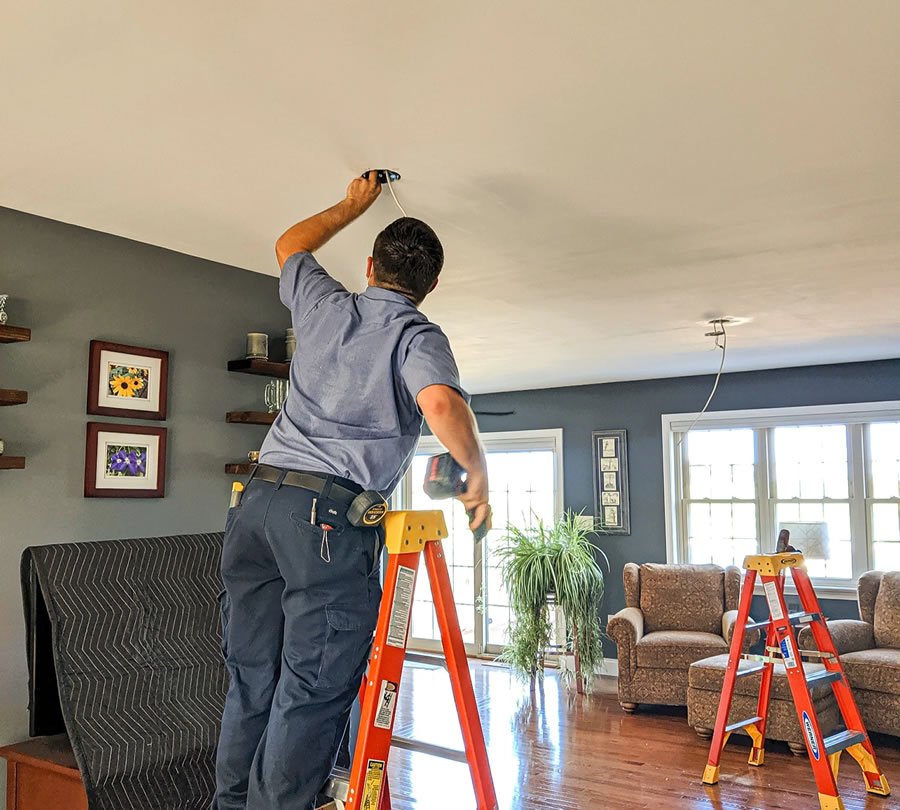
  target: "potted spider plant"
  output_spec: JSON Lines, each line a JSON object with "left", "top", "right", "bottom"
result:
{"left": 495, "top": 511, "right": 608, "bottom": 693}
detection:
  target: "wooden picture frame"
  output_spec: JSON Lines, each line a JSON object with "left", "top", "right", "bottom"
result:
{"left": 84, "top": 422, "right": 167, "bottom": 498}
{"left": 592, "top": 429, "right": 630, "bottom": 535}
{"left": 87, "top": 341, "right": 169, "bottom": 420}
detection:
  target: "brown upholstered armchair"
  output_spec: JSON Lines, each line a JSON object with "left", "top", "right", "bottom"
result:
{"left": 799, "top": 570, "right": 900, "bottom": 737}
{"left": 606, "top": 563, "right": 758, "bottom": 712}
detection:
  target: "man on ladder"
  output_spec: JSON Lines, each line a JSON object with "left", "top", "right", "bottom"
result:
{"left": 212, "top": 173, "right": 491, "bottom": 810}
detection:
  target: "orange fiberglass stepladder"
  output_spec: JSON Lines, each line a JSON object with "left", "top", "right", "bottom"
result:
{"left": 317, "top": 510, "right": 498, "bottom": 810}
{"left": 702, "top": 544, "right": 891, "bottom": 810}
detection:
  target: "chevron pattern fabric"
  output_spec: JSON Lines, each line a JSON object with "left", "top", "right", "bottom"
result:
{"left": 23, "top": 533, "right": 227, "bottom": 810}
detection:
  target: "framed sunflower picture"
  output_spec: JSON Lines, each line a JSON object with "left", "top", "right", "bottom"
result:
{"left": 87, "top": 340, "right": 169, "bottom": 420}
{"left": 85, "top": 422, "right": 167, "bottom": 498}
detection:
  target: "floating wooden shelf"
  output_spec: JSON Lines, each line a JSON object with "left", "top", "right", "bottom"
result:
{"left": 0, "top": 389, "right": 28, "bottom": 406}
{"left": 0, "top": 325, "right": 31, "bottom": 344}
{"left": 225, "top": 463, "right": 254, "bottom": 475}
{"left": 226, "top": 411, "right": 277, "bottom": 425}
{"left": 0, "top": 456, "right": 26, "bottom": 470}
{"left": 227, "top": 358, "right": 290, "bottom": 379}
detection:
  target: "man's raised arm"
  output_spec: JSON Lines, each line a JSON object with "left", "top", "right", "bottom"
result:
{"left": 417, "top": 384, "right": 491, "bottom": 532}
{"left": 275, "top": 172, "right": 382, "bottom": 269}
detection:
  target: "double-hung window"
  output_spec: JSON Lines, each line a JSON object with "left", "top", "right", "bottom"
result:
{"left": 394, "top": 429, "right": 564, "bottom": 654}
{"left": 663, "top": 402, "right": 900, "bottom": 595}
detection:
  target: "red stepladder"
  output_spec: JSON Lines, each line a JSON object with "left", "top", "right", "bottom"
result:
{"left": 317, "top": 510, "right": 498, "bottom": 810}
{"left": 702, "top": 551, "right": 891, "bottom": 810}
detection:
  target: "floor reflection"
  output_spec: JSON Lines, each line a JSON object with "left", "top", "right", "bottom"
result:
{"left": 385, "top": 661, "right": 898, "bottom": 810}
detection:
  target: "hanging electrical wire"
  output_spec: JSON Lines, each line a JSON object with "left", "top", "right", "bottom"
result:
{"left": 675, "top": 320, "right": 728, "bottom": 449}
{"left": 383, "top": 171, "right": 408, "bottom": 217}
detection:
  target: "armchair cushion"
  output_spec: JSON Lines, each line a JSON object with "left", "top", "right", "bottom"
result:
{"left": 873, "top": 572, "right": 900, "bottom": 649}
{"left": 858, "top": 570, "right": 883, "bottom": 625}
{"left": 635, "top": 630, "right": 727, "bottom": 670}
{"left": 799, "top": 619, "right": 875, "bottom": 656}
{"left": 640, "top": 564, "right": 724, "bottom": 634}
{"left": 841, "top": 648, "right": 900, "bottom": 695}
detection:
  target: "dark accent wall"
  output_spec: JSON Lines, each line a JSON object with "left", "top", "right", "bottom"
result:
{"left": 0, "top": 208, "right": 288, "bottom": 765}
{"left": 470, "top": 359, "right": 900, "bottom": 655}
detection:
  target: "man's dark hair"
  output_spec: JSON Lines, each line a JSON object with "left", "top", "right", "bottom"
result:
{"left": 372, "top": 217, "right": 444, "bottom": 303}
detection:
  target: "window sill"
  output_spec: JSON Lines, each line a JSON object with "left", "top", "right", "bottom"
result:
{"left": 752, "top": 581, "right": 857, "bottom": 601}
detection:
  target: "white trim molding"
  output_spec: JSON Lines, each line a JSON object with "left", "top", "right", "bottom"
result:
{"left": 661, "top": 400, "right": 900, "bottom": 600}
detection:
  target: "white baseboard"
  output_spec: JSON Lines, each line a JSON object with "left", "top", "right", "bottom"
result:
{"left": 558, "top": 654, "right": 618, "bottom": 678}
{"left": 597, "top": 658, "right": 618, "bottom": 677}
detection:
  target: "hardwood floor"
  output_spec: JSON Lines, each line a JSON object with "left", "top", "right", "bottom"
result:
{"left": 386, "top": 661, "right": 898, "bottom": 810}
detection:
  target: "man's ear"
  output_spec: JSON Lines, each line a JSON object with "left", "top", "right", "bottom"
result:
{"left": 366, "top": 257, "right": 374, "bottom": 280}
{"left": 428, "top": 277, "right": 439, "bottom": 294}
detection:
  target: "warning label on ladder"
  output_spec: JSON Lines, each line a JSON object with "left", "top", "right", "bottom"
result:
{"left": 361, "top": 759, "right": 384, "bottom": 810}
{"left": 763, "top": 581, "right": 785, "bottom": 621}
{"left": 780, "top": 635, "right": 797, "bottom": 669}
{"left": 374, "top": 680, "right": 399, "bottom": 730}
{"left": 386, "top": 566, "right": 416, "bottom": 648}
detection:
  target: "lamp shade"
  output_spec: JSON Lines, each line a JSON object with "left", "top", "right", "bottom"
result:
{"left": 778, "top": 521, "right": 831, "bottom": 560}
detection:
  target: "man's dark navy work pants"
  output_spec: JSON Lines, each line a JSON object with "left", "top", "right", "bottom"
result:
{"left": 212, "top": 473, "right": 382, "bottom": 810}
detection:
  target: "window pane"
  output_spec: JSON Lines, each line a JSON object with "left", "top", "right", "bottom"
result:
{"left": 870, "top": 422, "right": 900, "bottom": 498}
{"left": 773, "top": 425, "right": 848, "bottom": 499}
{"left": 872, "top": 503, "right": 900, "bottom": 571}
{"left": 874, "top": 541, "right": 900, "bottom": 570}
{"left": 687, "top": 501, "right": 758, "bottom": 567}
{"left": 686, "top": 429, "right": 755, "bottom": 500}
{"left": 872, "top": 503, "right": 900, "bottom": 542}
{"left": 774, "top": 502, "right": 852, "bottom": 579}
{"left": 407, "top": 445, "right": 557, "bottom": 647}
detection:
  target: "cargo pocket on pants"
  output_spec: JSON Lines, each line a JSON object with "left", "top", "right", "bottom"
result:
{"left": 315, "top": 604, "right": 374, "bottom": 690}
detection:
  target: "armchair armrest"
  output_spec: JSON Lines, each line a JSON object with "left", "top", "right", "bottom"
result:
{"left": 606, "top": 607, "right": 644, "bottom": 684}
{"left": 723, "top": 610, "right": 760, "bottom": 650}
{"left": 798, "top": 619, "right": 875, "bottom": 656}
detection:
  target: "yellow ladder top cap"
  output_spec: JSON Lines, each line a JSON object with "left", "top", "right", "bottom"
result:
{"left": 383, "top": 510, "right": 449, "bottom": 554}
{"left": 743, "top": 552, "right": 805, "bottom": 575}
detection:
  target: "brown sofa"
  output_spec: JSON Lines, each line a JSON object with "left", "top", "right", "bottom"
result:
{"left": 798, "top": 570, "right": 900, "bottom": 738}
{"left": 606, "top": 563, "right": 758, "bottom": 712}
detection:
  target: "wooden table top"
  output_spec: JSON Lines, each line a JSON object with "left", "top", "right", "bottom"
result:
{"left": 0, "top": 735, "right": 79, "bottom": 776}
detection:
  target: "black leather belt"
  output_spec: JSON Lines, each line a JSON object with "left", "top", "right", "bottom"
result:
{"left": 250, "top": 464, "right": 363, "bottom": 504}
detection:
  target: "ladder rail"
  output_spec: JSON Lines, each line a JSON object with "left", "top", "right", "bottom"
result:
{"left": 703, "top": 553, "right": 891, "bottom": 809}
{"left": 703, "top": 567, "right": 757, "bottom": 782}
{"left": 341, "top": 512, "right": 498, "bottom": 810}
{"left": 423, "top": 540, "right": 497, "bottom": 809}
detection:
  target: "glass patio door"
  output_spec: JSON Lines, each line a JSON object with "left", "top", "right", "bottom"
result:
{"left": 398, "top": 430, "right": 563, "bottom": 655}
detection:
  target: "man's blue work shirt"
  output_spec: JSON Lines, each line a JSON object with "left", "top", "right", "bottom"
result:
{"left": 259, "top": 251, "right": 467, "bottom": 495}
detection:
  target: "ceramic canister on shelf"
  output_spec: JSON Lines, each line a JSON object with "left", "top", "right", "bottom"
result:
{"left": 285, "top": 328, "right": 296, "bottom": 361}
{"left": 246, "top": 332, "right": 269, "bottom": 360}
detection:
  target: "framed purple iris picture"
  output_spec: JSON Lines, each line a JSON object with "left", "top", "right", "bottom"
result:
{"left": 84, "top": 422, "right": 167, "bottom": 498}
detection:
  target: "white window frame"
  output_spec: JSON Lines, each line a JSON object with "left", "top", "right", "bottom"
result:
{"left": 662, "top": 400, "right": 900, "bottom": 600}
{"left": 397, "top": 428, "right": 564, "bottom": 654}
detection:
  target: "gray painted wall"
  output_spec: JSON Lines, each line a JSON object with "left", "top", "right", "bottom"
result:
{"left": 0, "top": 208, "right": 289, "bottom": 794}
{"left": 470, "top": 359, "right": 900, "bottom": 655}
{"left": 1, "top": 206, "right": 899, "bottom": 796}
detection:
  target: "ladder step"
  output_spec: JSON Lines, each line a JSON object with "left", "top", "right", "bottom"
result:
{"left": 806, "top": 669, "right": 843, "bottom": 687}
{"left": 745, "top": 611, "right": 821, "bottom": 631}
{"left": 823, "top": 729, "right": 867, "bottom": 756}
{"left": 404, "top": 651, "right": 448, "bottom": 670}
{"left": 735, "top": 664, "right": 766, "bottom": 678}
{"left": 725, "top": 716, "right": 763, "bottom": 734}
{"left": 320, "top": 767, "right": 350, "bottom": 802}
{"left": 390, "top": 735, "right": 469, "bottom": 764}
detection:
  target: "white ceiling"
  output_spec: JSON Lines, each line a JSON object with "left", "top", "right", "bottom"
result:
{"left": 3, "top": 2, "right": 899, "bottom": 393}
